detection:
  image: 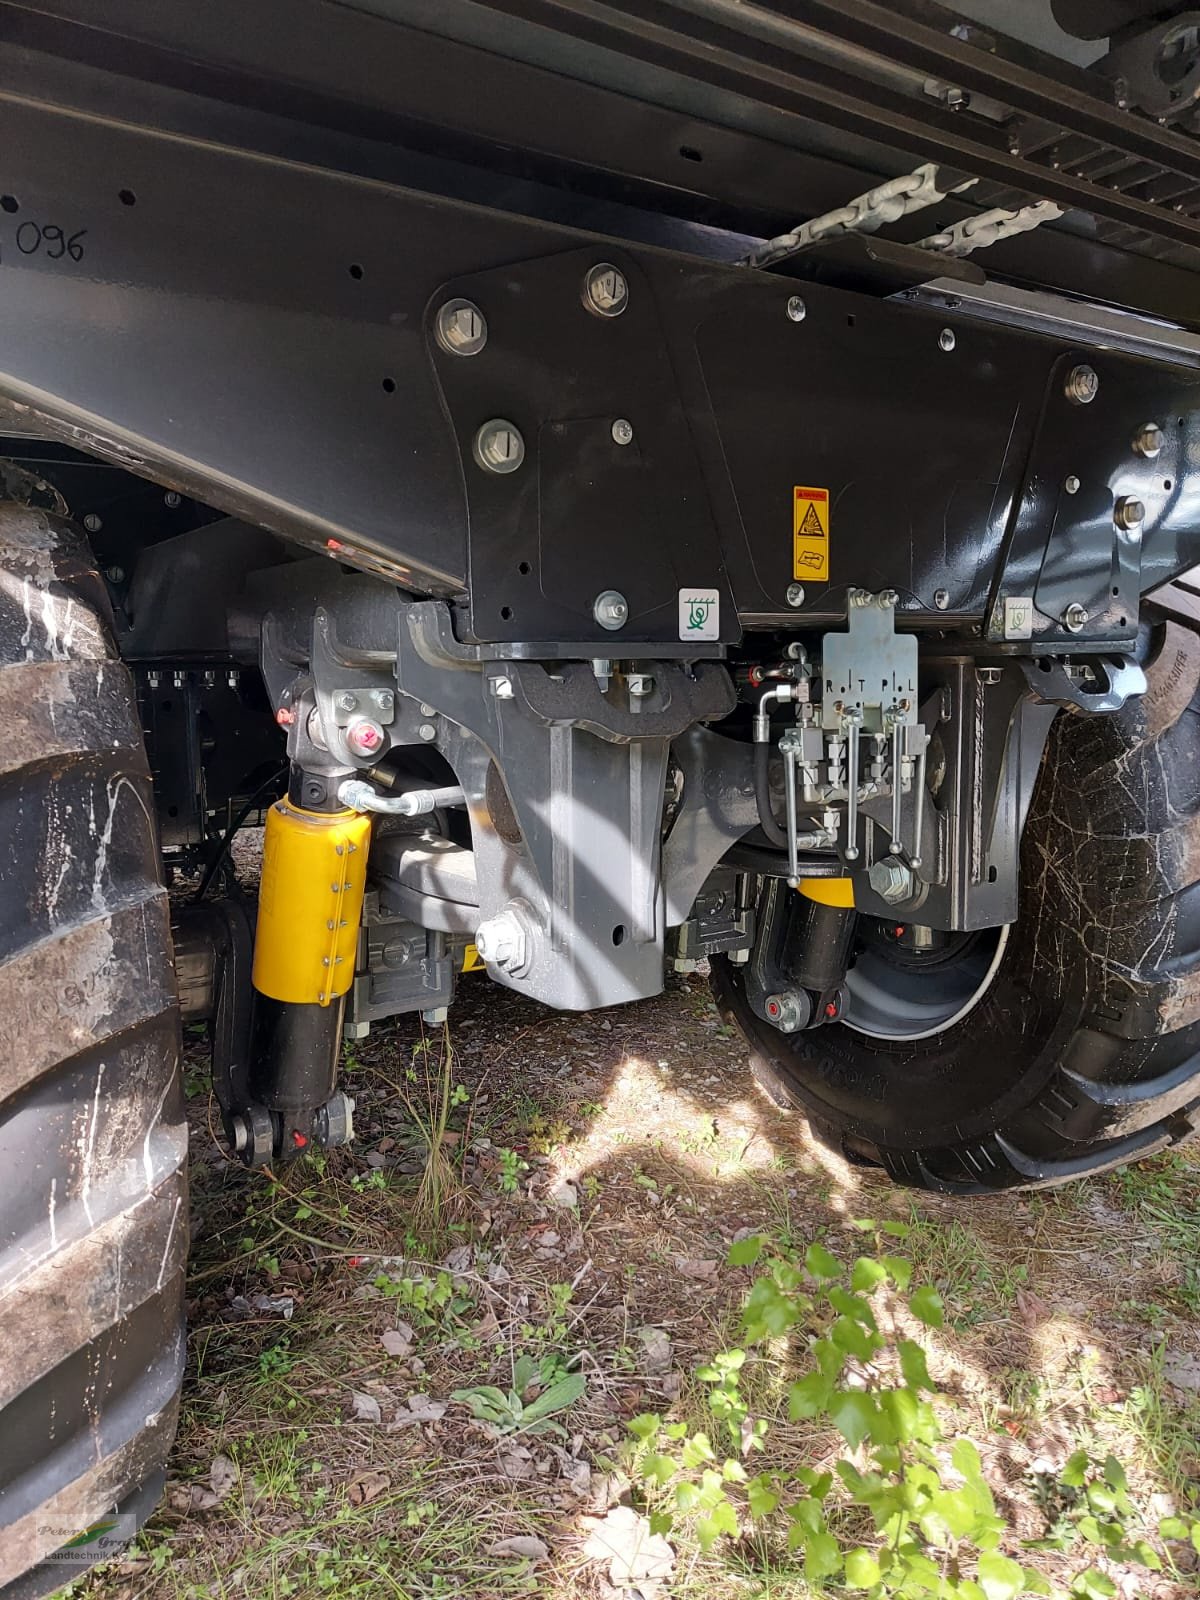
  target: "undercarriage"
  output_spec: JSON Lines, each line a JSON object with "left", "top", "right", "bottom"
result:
{"left": 6, "top": 0, "right": 1200, "bottom": 1587}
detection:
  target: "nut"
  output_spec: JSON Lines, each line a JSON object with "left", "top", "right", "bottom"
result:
{"left": 868, "top": 858, "right": 914, "bottom": 905}
{"left": 593, "top": 589, "right": 629, "bottom": 631}
{"left": 583, "top": 262, "right": 629, "bottom": 318}
{"left": 938, "top": 328, "right": 956, "bottom": 352}
{"left": 1062, "top": 602, "right": 1089, "bottom": 633}
{"left": 435, "top": 298, "right": 488, "bottom": 357}
{"left": 611, "top": 418, "right": 634, "bottom": 446}
{"left": 344, "top": 716, "right": 386, "bottom": 758}
{"left": 786, "top": 295, "right": 807, "bottom": 323}
{"left": 786, "top": 583, "right": 806, "bottom": 607}
{"left": 473, "top": 419, "right": 525, "bottom": 475}
{"left": 1064, "top": 364, "right": 1099, "bottom": 405}
{"left": 474, "top": 911, "right": 528, "bottom": 971}
{"left": 1114, "top": 495, "right": 1145, "bottom": 533}
{"left": 1132, "top": 422, "right": 1164, "bottom": 459}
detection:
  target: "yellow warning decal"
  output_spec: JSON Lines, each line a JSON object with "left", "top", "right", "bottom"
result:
{"left": 462, "top": 942, "right": 485, "bottom": 973}
{"left": 793, "top": 486, "right": 830, "bottom": 581}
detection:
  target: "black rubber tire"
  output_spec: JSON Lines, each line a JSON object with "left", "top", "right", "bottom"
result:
{"left": 713, "top": 596, "right": 1200, "bottom": 1193}
{"left": 0, "top": 507, "right": 185, "bottom": 1593}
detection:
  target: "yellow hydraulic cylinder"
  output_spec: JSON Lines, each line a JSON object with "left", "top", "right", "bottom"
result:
{"left": 251, "top": 799, "right": 372, "bottom": 1006}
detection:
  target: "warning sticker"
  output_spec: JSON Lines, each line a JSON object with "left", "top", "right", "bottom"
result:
{"left": 793, "top": 486, "right": 830, "bottom": 581}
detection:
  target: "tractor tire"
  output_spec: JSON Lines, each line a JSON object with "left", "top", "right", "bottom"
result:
{"left": 713, "top": 590, "right": 1200, "bottom": 1193}
{"left": 0, "top": 506, "right": 185, "bottom": 1595}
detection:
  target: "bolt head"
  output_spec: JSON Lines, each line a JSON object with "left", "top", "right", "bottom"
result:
{"left": 628, "top": 673, "right": 654, "bottom": 698}
{"left": 473, "top": 418, "right": 525, "bottom": 475}
{"left": 418, "top": 721, "right": 437, "bottom": 742}
{"left": 593, "top": 589, "right": 629, "bottom": 631}
{"left": 1065, "top": 364, "right": 1099, "bottom": 405}
{"left": 1062, "top": 602, "right": 1089, "bottom": 633}
{"left": 786, "top": 583, "right": 806, "bottom": 607}
{"left": 939, "top": 327, "right": 956, "bottom": 352}
{"left": 611, "top": 417, "right": 634, "bottom": 446}
{"left": 105, "top": 565, "right": 125, "bottom": 584}
{"left": 474, "top": 911, "right": 527, "bottom": 971}
{"left": 1114, "top": 495, "right": 1145, "bottom": 532}
{"left": 933, "top": 588, "right": 949, "bottom": 610}
{"left": 436, "top": 297, "right": 488, "bottom": 356}
{"left": 786, "top": 295, "right": 807, "bottom": 323}
{"left": 1064, "top": 475, "right": 1081, "bottom": 494}
{"left": 491, "top": 676, "right": 515, "bottom": 699}
{"left": 82, "top": 512, "right": 102, "bottom": 533}
{"left": 583, "top": 262, "right": 629, "bottom": 317}
{"left": 1133, "top": 422, "right": 1164, "bottom": 459}
{"left": 335, "top": 691, "right": 358, "bottom": 714}
{"left": 868, "top": 858, "right": 914, "bottom": 905}
{"left": 345, "top": 716, "right": 386, "bottom": 758}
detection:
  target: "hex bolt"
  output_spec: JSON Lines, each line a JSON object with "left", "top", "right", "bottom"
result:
{"left": 474, "top": 910, "right": 527, "bottom": 971}
{"left": 938, "top": 328, "right": 956, "bottom": 352}
{"left": 345, "top": 716, "right": 386, "bottom": 758}
{"left": 583, "top": 262, "right": 629, "bottom": 318}
{"left": 628, "top": 673, "right": 654, "bottom": 697}
{"left": 1065, "top": 364, "right": 1099, "bottom": 405}
{"left": 593, "top": 589, "right": 629, "bottom": 631}
{"left": 611, "top": 418, "right": 634, "bottom": 446}
{"left": 786, "top": 295, "right": 807, "bottom": 323}
{"left": 491, "top": 676, "right": 515, "bottom": 699}
{"left": 82, "top": 512, "right": 102, "bottom": 533}
{"left": 868, "top": 858, "right": 914, "bottom": 905}
{"left": 878, "top": 589, "right": 899, "bottom": 609}
{"left": 1114, "top": 495, "right": 1145, "bottom": 532}
{"left": 369, "top": 687, "right": 394, "bottom": 716}
{"left": 163, "top": 490, "right": 182, "bottom": 508}
{"left": 419, "top": 703, "right": 436, "bottom": 717}
{"left": 418, "top": 722, "right": 437, "bottom": 741}
{"left": 1132, "top": 421, "right": 1164, "bottom": 459}
{"left": 1062, "top": 602, "right": 1089, "bottom": 633}
{"left": 435, "top": 297, "right": 488, "bottom": 357}
{"left": 105, "top": 565, "right": 125, "bottom": 584}
{"left": 335, "top": 691, "right": 358, "bottom": 714}
{"left": 1064, "top": 474, "right": 1081, "bottom": 494}
{"left": 786, "top": 583, "right": 806, "bottom": 607}
{"left": 473, "top": 418, "right": 525, "bottom": 475}
{"left": 933, "top": 588, "right": 949, "bottom": 610}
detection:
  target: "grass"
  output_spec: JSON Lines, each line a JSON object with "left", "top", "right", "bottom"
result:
{"left": 60, "top": 974, "right": 1200, "bottom": 1600}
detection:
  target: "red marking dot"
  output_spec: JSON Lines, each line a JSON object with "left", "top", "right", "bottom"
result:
{"left": 766, "top": 1000, "right": 780, "bottom": 1017}
{"left": 275, "top": 706, "right": 296, "bottom": 725}
{"left": 824, "top": 1001, "right": 838, "bottom": 1019}
{"left": 893, "top": 926, "right": 906, "bottom": 938}
{"left": 348, "top": 1255, "right": 365, "bottom": 1268}
{"left": 326, "top": 538, "right": 343, "bottom": 551}
{"left": 291, "top": 1130, "right": 309, "bottom": 1149}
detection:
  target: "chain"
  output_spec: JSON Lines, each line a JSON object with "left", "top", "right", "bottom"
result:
{"left": 748, "top": 163, "right": 975, "bottom": 267}
{"left": 917, "top": 199, "right": 1063, "bottom": 256}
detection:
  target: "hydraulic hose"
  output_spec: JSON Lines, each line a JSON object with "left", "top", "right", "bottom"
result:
{"left": 754, "top": 738, "right": 790, "bottom": 848}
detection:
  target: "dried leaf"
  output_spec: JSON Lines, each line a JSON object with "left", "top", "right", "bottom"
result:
{"left": 637, "top": 1326, "right": 673, "bottom": 1375}
{"left": 346, "top": 1469, "right": 390, "bottom": 1507}
{"left": 380, "top": 1330, "right": 412, "bottom": 1358}
{"left": 181, "top": 1453, "right": 239, "bottom": 1512}
{"left": 582, "top": 1506, "right": 675, "bottom": 1590}
{"left": 488, "top": 1535, "right": 550, "bottom": 1561}
{"left": 675, "top": 1257, "right": 719, "bottom": 1279}
{"left": 350, "top": 1391, "right": 382, "bottom": 1424}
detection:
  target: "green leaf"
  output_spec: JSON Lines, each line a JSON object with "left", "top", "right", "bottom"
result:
{"left": 696, "top": 1498, "right": 738, "bottom": 1551}
{"left": 789, "top": 1373, "right": 834, "bottom": 1420}
{"left": 628, "top": 1412, "right": 661, "bottom": 1441}
{"left": 1061, "top": 1449, "right": 1090, "bottom": 1488}
{"left": 806, "top": 1242, "right": 842, "bottom": 1280}
{"left": 804, "top": 1529, "right": 842, "bottom": 1583}
{"left": 1071, "top": 1570, "right": 1117, "bottom": 1600}
{"left": 977, "top": 1552, "right": 1024, "bottom": 1600}
{"left": 882, "top": 1254, "right": 913, "bottom": 1291}
{"left": 728, "top": 1234, "right": 765, "bottom": 1266}
{"left": 830, "top": 1389, "right": 877, "bottom": 1449}
{"left": 829, "top": 1286, "right": 879, "bottom": 1329}
{"left": 844, "top": 1549, "right": 881, "bottom": 1588}
{"left": 681, "top": 1432, "right": 715, "bottom": 1468}
{"left": 743, "top": 1277, "right": 799, "bottom": 1339}
{"left": 1159, "top": 1515, "right": 1190, "bottom": 1541}
{"left": 851, "top": 1256, "right": 888, "bottom": 1293}
{"left": 898, "top": 1339, "right": 934, "bottom": 1393}
{"left": 747, "top": 1475, "right": 780, "bottom": 1518}
{"left": 908, "top": 1285, "right": 944, "bottom": 1327}
{"left": 641, "top": 1454, "right": 677, "bottom": 1487}
{"left": 831, "top": 1315, "right": 878, "bottom": 1363}
{"left": 1101, "top": 1455, "right": 1127, "bottom": 1493}
{"left": 521, "top": 1371, "right": 586, "bottom": 1422}
{"left": 788, "top": 1496, "right": 825, "bottom": 1536}
{"left": 952, "top": 1438, "right": 986, "bottom": 1484}
{"left": 648, "top": 1509, "right": 673, "bottom": 1537}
